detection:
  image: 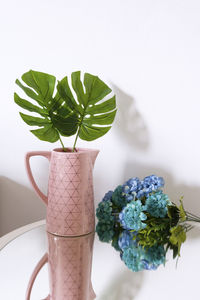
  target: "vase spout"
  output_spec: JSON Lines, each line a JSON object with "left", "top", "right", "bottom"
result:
{"left": 89, "top": 149, "right": 99, "bottom": 168}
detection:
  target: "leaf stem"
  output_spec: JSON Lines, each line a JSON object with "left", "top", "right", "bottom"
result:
{"left": 72, "top": 105, "right": 87, "bottom": 152}
{"left": 72, "top": 128, "right": 80, "bottom": 152}
{"left": 59, "top": 136, "right": 66, "bottom": 152}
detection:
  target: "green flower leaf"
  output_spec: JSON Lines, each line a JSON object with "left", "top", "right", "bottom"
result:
{"left": 167, "top": 205, "right": 180, "bottom": 226}
{"left": 137, "top": 217, "right": 171, "bottom": 248}
{"left": 179, "top": 198, "right": 186, "bottom": 222}
{"left": 170, "top": 225, "right": 186, "bottom": 255}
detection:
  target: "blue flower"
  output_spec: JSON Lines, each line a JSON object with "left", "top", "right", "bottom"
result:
{"left": 145, "top": 190, "right": 171, "bottom": 218}
{"left": 119, "top": 200, "right": 147, "bottom": 231}
{"left": 123, "top": 177, "right": 142, "bottom": 195}
{"left": 141, "top": 259, "right": 158, "bottom": 270}
{"left": 102, "top": 190, "right": 113, "bottom": 202}
{"left": 142, "top": 175, "right": 164, "bottom": 194}
{"left": 118, "top": 230, "right": 137, "bottom": 250}
{"left": 122, "top": 176, "right": 164, "bottom": 200}
{"left": 137, "top": 189, "right": 146, "bottom": 199}
{"left": 121, "top": 245, "right": 146, "bottom": 272}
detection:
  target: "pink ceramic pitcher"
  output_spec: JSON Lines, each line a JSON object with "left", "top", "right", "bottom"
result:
{"left": 25, "top": 148, "right": 99, "bottom": 300}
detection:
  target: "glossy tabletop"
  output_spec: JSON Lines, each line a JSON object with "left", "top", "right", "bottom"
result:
{"left": 1, "top": 221, "right": 200, "bottom": 300}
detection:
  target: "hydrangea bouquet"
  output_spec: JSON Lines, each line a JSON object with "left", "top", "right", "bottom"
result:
{"left": 96, "top": 175, "right": 200, "bottom": 272}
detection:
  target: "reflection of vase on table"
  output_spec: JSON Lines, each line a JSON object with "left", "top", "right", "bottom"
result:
{"left": 25, "top": 148, "right": 99, "bottom": 300}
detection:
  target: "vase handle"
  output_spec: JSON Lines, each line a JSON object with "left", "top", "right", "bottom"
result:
{"left": 89, "top": 281, "right": 96, "bottom": 299}
{"left": 25, "top": 253, "right": 49, "bottom": 300}
{"left": 25, "top": 151, "right": 51, "bottom": 205}
{"left": 25, "top": 253, "right": 95, "bottom": 300}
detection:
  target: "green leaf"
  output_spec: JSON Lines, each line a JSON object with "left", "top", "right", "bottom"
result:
{"left": 56, "top": 104, "right": 72, "bottom": 118}
{"left": 79, "top": 124, "right": 111, "bottom": 141}
{"left": 15, "top": 70, "right": 117, "bottom": 147}
{"left": 15, "top": 70, "right": 69, "bottom": 143}
{"left": 15, "top": 79, "right": 42, "bottom": 105}
{"left": 20, "top": 113, "right": 50, "bottom": 126}
{"left": 84, "top": 72, "right": 112, "bottom": 104}
{"left": 71, "top": 71, "right": 87, "bottom": 107}
{"left": 57, "top": 77, "right": 83, "bottom": 114}
{"left": 14, "top": 93, "right": 47, "bottom": 117}
{"left": 22, "top": 70, "right": 56, "bottom": 103}
{"left": 83, "top": 110, "right": 116, "bottom": 126}
{"left": 86, "top": 96, "right": 116, "bottom": 114}
{"left": 51, "top": 112, "right": 79, "bottom": 136}
{"left": 31, "top": 125, "right": 59, "bottom": 142}
{"left": 57, "top": 71, "right": 116, "bottom": 144}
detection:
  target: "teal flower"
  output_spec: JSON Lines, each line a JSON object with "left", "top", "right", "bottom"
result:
{"left": 122, "top": 245, "right": 146, "bottom": 272}
{"left": 96, "top": 221, "right": 115, "bottom": 242}
{"left": 145, "top": 245, "right": 166, "bottom": 268}
{"left": 96, "top": 200, "right": 113, "bottom": 222}
{"left": 119, "top": 200, "right": 147, "bottom": 231}
{"left": 96, "top": 200, "right": 115, "bottom": 242}
{"left": 145, "top": 191, "right": 171, "bottom": 218}
{"left": 122, "top": 244, "right": 165, "bottom": 272}
{"left": 112, "top": 185, "right": 127, "bottom": 209}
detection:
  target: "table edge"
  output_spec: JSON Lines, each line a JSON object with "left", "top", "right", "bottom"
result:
{"left": 0, "top": 220, "right": 46, "bottom": 250}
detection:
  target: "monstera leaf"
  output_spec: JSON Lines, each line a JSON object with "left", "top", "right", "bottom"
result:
{"left": 57, "top": 71, "right": 116, "bottom": 146}
{"left": 14, "top": 70, "right": 73, "bottom": 142}
{"left": 15, "top": 70, "right": 116, "bottom": 150}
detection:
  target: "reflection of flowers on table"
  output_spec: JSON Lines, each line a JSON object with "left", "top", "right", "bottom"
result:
{"left": 96, "top": 175, "right": 200, "bottom": 272}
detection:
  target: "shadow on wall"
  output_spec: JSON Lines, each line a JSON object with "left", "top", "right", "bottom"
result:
{"left": 112, "top": 85, "right": 149, "bottom": 151}
{"left": 0, "top": 176, "right": 46, "bottom": 237}
{"left": 123, "top": 161, "right": 200, "bottom": 239}
{"left": 98, "top": 269, "right": 143, "bottom": 300}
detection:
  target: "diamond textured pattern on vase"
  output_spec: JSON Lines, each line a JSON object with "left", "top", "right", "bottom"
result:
{"left": 47, "top": 232, "right": 95, "bottom": 300}
{"left": 46, "top": 149, "right": 97, "bottom": 236}
{"left": 25, "top": 148, "right": 99, "bottom": 300}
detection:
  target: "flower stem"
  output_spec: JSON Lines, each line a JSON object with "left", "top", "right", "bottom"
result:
{"left": 59, "top": 136, "right": 66, "bottom": 152}
{"left": 186, "top": 211, "right": 200, "bottom": 220}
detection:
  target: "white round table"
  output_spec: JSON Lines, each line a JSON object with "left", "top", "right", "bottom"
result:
{"left": 1, "top": 221, "right": 200, "bottom": 300}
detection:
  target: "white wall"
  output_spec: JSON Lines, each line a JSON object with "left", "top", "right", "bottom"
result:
{"left": 2, "top": 0, "right": 200, "bottom": 228}
{"left": 1, "top": 0, "right": 200, "bottom": 295}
